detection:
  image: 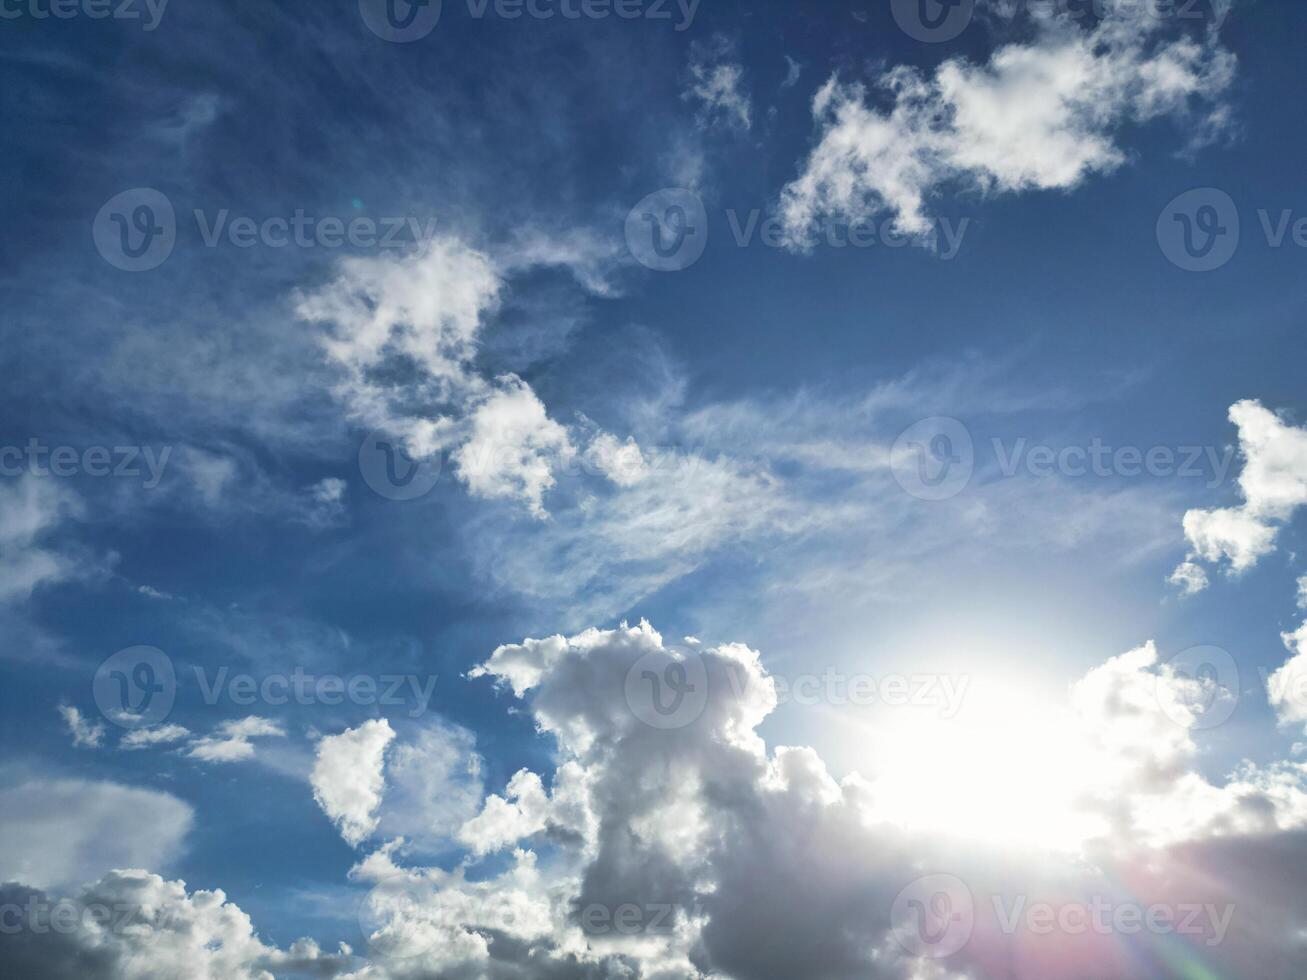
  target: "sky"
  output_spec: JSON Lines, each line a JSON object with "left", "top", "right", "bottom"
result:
{"left": 3, "top": 0, "right": 1307, "bottom": 977}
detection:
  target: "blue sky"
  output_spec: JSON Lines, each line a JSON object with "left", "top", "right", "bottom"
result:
{"left": 4, "top": 1, "right": 1307, "bottom": 978}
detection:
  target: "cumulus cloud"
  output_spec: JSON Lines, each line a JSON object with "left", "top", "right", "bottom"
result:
{"left": 311, "top": 719, "right": 396, "bottom": 847}
{"left": 1175, "top": 400, "right": 1307, "bottom": 589}
{"left": 780, "top": 9, "right": 1235, "bottom": 241}
{"left": 0, "top": 871, "right": 353, "bottom": 980}
{"left": 0, "top": 779, "right": 192, "bottom": 890}
{"left": 13, "top": 621, "right": 1307, "bottom": 978}
{"left": 57, "top": 705, "right": 104, "bottom": 749}
{"left": 452, "top": 377, "right": 576, "bottom": 519}
{"left": 186, "top": 716, "right": 286, "bottom": 763}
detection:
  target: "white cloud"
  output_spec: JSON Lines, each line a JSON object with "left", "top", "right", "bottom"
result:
{"left": 374, "top": 720, "right": 484, "bottom": 852}
{"left": 311, "top": 719, "right": 395, "bottom": 846}
{"left": 297, "top": 240, "right": 591, "bottom": 517}
{"left": 1168, "top": 559, "right": 1210, "bottom": 596}
{"left": 187, "top": 716, "right": 286, "bottom": 763}
{"left": 780, "top": 11, "right": 1235, "bottom": 240}
{"left": 1175, "top": 400, "right": 1307, "bottom": 588}
{"left": 0, "top": 477, "right": 81, "bottom": 602}
{"left": 1299, "top": 575, "right": 1307, "bottom": 610}
{"left": 685, "top": 35, "right": 752, "bottom": 131}
{"left": 0, "top": 779, "right": 193, "bottom": 890}
{"left": 57, "top": 705, "right": 104, "bottom": 749}
{"left": 120, "top": 724, "right": 191, "bottom": 750}
{"left": 0, "top": 870, "right": 353, "bottom": 980}
{"left": 457, "top": 769, "right": 550, "bottom": 856}
{"left": 452, "top": 377, "right": 575, "bottom": 519}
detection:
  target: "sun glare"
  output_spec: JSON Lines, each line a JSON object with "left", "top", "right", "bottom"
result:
{"left": 866, "top": 683, "right": 1112, "bottom": 854}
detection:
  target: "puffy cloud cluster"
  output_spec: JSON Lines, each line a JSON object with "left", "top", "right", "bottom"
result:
{"left": 13, "top": 619, "right": 1307, "bottom": 978}
{"left": 310, "top": 718, "right": 485, "bottom": 852}
{"left": 341, "top": 621, "right": 1307, "bottom": 979}
{"left": 0, "top": 872, "right": 353, "bottom": 980}
{"left": 1174, "top": 400, "right": 1307, "bottom": 590}
{"left": 780, "top": 9, "right": 1236, "bottom": 241}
